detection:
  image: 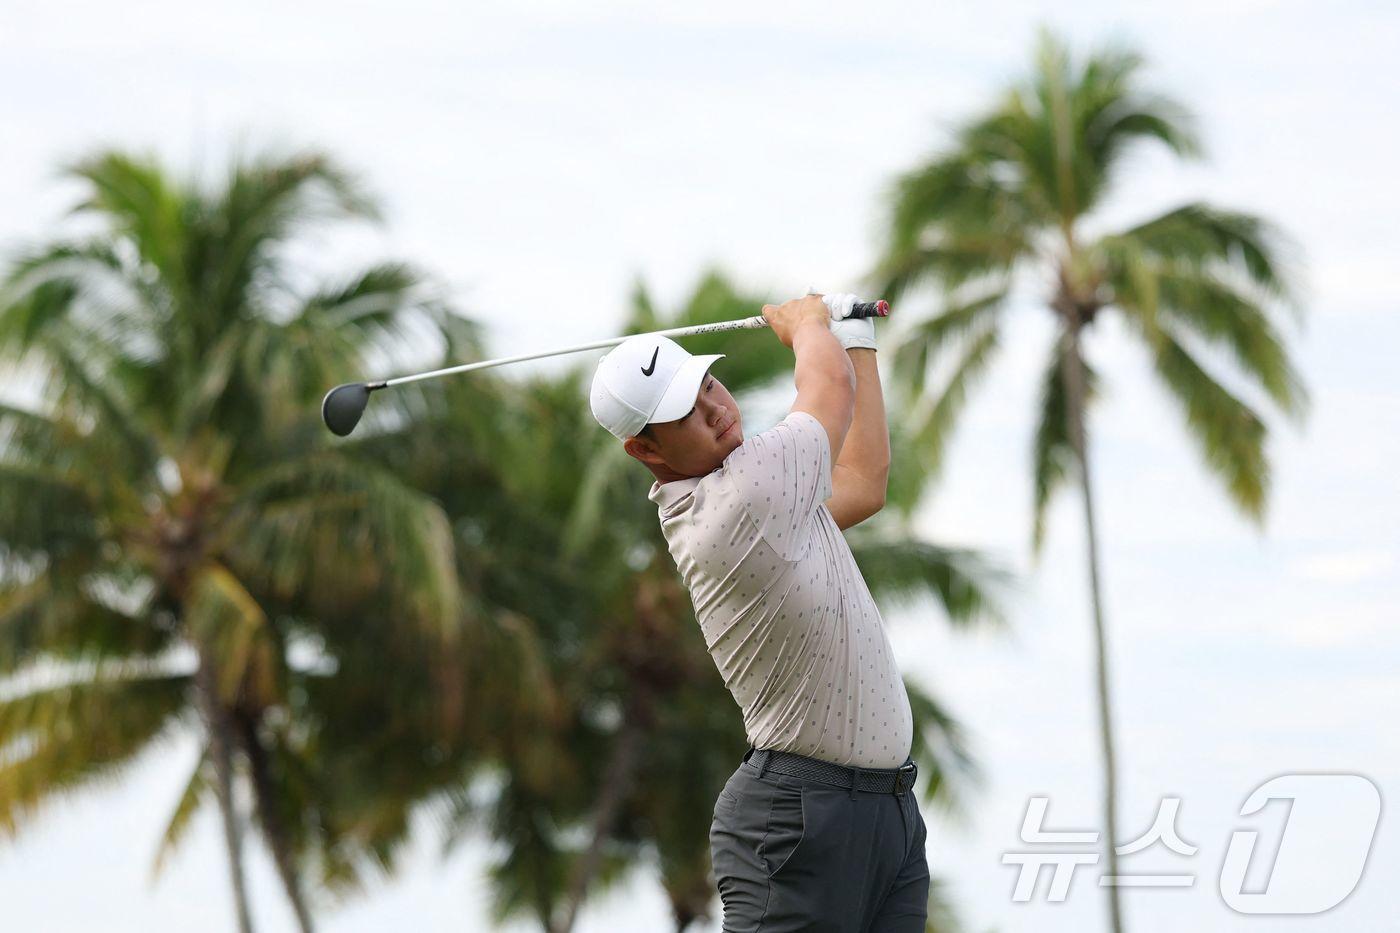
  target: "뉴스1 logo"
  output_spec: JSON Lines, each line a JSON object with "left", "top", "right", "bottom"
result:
{"left": 641, "top": 347, "right": 659, "bottom": 376}
{"left": 1000, "top": 773, "right": 1381, "bottom": 914}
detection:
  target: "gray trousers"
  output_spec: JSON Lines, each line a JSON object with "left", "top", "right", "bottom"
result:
{"left": 709, "top": 749, "right": 930, "bottom": 932}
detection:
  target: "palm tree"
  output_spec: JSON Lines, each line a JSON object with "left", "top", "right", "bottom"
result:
{"left": 416, "top": 271, "right": 1005, "bottom": 931}
{"left": 873, "top": 29, "right": 1305, "bottom": 932}
{"left": 0, "top": 148, "right": 485, "bottom": 932}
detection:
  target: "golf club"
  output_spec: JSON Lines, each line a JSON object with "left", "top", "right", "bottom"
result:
{"left": 321, "top": 299, "right": 890, "bottom": 436}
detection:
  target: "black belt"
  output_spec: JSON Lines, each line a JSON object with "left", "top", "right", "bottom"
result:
{"left": 744, "top": 746, "right": 917, "bottom": 796}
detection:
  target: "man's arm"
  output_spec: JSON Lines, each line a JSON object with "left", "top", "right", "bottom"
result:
{"left": 824, "top": 348, "right": 890, "bottom": 530}
{"left": 763, "top": 296, "right": 856, "bottom": 462}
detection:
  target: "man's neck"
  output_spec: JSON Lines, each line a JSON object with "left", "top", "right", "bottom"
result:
{"left": 647, "top": 462, "right": 701, "bottom": 485}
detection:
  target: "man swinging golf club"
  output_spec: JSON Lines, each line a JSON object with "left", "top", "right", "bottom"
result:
{"left": 589, "top": 293, "right": 928, "bottom": 931}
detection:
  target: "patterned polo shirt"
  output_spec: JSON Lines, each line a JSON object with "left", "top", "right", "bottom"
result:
{"left": 647, "top": 410, "right": 913, "bottom": 769}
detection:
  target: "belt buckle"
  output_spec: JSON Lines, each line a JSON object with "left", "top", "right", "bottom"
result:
{"left": 894, "top": 762, "right": 916, "bottom": 795}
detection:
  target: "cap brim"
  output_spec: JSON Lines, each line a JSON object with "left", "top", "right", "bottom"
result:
{"left": 649, "top": 353, "right": 724, "bottom": 424}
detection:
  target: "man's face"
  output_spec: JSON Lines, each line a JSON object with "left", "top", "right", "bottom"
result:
{"left": 626, "top": 371, "right": 742, "bottom": 478}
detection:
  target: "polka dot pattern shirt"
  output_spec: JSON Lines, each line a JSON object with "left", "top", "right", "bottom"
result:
{"left": 647, "top": 410, "right": 913, "bottom": 769}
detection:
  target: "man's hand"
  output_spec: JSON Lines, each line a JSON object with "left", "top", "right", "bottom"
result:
{"left": 762, "top": 295, "right": 831, "bottom": 349}
{"left": 823, "top": 292, "right": 877, "bottom": 352}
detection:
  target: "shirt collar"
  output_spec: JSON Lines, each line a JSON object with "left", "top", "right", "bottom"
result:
{"left": 647, "top": 476, "right": 702, "bottom": 512}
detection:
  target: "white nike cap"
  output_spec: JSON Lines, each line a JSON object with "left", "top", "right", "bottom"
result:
{"left": 589, "top": 335, "right": 725, "bottom": 440}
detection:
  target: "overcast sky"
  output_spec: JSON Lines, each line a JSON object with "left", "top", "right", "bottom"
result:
{"left": 1, "top": 2, "right": 1396, "bottom": 931}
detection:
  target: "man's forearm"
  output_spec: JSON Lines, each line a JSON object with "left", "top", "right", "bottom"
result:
{"left": 834, "top": 348, "right": 890, "bottom": 497}
{"left": 792, "top": 319, "right": 856, "bottom": 395}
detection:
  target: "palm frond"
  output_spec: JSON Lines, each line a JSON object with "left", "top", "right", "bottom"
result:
{"left": 42, "top": 329, "right": 161, "bottom": 478}
{"left": 882, "top": 414, "right": 931, "bottom": 519}
{"left": 0, "top": 275, "right": 80, "bottom": 358}
{"left": 269, "top": 262, "right": 448, "bottom": 416}
{"left": 0, "top": 401, "right": 94, "bottom": 483}
{"left": 0, "top": 462, "right": 96, "bottom": 558}
{"left": 220, "top": 452, "right": 462, "bottom": 639}
{"left": 432, "top": 304, "right": 487, "bottom": 368}
{"left": 0, "top": 570, "right": 169, "bottom": 677}
{"left": 1085, "top": 91, "right": 1200, "bottom": 178}
{"left": 1031, "top": 343, "right": 1098, "bottom": 554}
{"left": 298, "top": 262, "right": 421, "bottom": 332}
{"left": 168, "top": 317, "right": 258, "bottom": 442}
{"left": 206, "top": 150, "right": 381, "bottom": 326}
{"left": 185, "top": 562, "right": 280, "bottom": 707}
{"left": 62, "top": 151, "right": 189, "bottom": 301}
{"left": 903, "top": 677, "right": 980, "bottom": 814}
{"left": 1109, "top": 202, "right": 1298, "bottom": 302}
{"left": 896, "top": 324, "right": 1001, "bottom": 495}
{"left": 889, "top": 288, "right": 1007, "bottom": 399}
{"left": 151, "top": 747, "right": 210, "bottom": 878}
{"left": 561, "top": 436, "right": 634, "bottom": 560}
{"left": 1153, "top": 270, "right": 1304, "bottom": 416}
{"left": 887, "top": 155, "right": 985, "bottom": 254}
{"left": 877, "top": 152, "right": 1034, "bottom": 299}
{"left": 1074, "top": 37, "right": 1201, "bottom": 189}
{"left": 0, "top": 238, "right": 152, "bottom": 354}
{"left": 0, "top": 672, "right": 189, "bottom": 835}
{"left": 1021, "top": 29, "right": 1084, "bottom": 222}
{"left": 1024, "top": 29, "right": 1199, "bottom": 219}
{"left": 1147, "top": 328, "right": 1270, "bottom": 519}
{"left": 483, "top": 779, "right": 570, "bottom": 928}
{"left": 847, "top": 531, "right": 1008, "bottom": 627}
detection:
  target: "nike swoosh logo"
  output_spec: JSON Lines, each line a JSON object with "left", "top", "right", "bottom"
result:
{"left": 640, "top": 347, "right": 659, "bottom": 376}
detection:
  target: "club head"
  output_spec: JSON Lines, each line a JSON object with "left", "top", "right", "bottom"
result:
{"left": 322, "top": 382, "right": 374, "bottom": 436}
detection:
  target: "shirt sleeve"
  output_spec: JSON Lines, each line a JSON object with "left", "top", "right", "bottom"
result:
{"left": 723, "top": 409, "right": 834, "bottom": 560}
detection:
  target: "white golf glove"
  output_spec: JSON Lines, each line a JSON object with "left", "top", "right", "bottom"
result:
{"left": 819, "top": 291, "right": 877, "bottom": 352}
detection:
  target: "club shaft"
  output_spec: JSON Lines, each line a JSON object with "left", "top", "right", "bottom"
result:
{"left": 383, "top": 315, "right": 771, "bottom": 388}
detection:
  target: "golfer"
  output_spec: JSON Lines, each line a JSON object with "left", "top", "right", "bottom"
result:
{"left": 589, "top": 293, "right": 927, "bottom": 931}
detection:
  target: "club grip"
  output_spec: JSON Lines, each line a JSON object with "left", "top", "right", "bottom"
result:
{"left": 848, "top": 300, "right": 890, "bottom": 319}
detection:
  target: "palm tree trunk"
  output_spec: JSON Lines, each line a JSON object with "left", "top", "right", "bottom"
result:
{"left": 236, "top": 711, "right": 316, "bottom": 933}
{"left": 196, "top": 663, "right": 256, "bottom": 933}
{"left": 549, "top": 692, "right": 650, "bottom": 933}
{"left": 1059, "top": 325, "right": 1125, "bottom": 933}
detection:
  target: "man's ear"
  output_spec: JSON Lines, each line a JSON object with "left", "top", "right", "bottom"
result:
{"left": 623, "top": 435, "right": 664, "bottom": 465}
